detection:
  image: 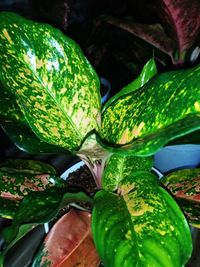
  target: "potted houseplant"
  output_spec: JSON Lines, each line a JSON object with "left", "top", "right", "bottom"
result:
{"left": 0, "top": 11, "right": 199, "bottom": 267}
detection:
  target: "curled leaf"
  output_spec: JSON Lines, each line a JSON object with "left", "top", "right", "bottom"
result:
{"left": 101, "top": 63, "right": 200, "bottom": 156}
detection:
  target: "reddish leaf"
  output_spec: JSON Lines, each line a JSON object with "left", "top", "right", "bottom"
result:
{"left": 100, "top": 16, "right": 176, "bottom": 60}
{"left": 158, "top": 0, "right": 200, "bottom": 53}
{"left": 33, "top": 209, "right": 100, "bottom": 267}
{"left": 160, "top": 168, "right": 200, "bottom": 228}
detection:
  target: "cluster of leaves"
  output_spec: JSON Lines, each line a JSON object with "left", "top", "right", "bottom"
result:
{"left": 0, "top": 11, "right": 199, "bottom": 267}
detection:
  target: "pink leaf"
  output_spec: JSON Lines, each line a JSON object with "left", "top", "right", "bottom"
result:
{"left": 35, "top": 209, "right": 100, "bottom": 267}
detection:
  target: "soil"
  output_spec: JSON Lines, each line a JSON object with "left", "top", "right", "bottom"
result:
{"left": 66, "top": 164, "right": 98, "bottom": 196}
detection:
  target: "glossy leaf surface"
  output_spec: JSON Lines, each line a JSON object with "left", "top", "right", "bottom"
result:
{"left": 102, "top": 154, "right": 153, "bottom": 191}
{"left": 33, "top": 209, "right": 100, "bottom": 267}
{"left": 92, "top": 172, "right": 192, "bottom": 267}
{"left": 0, "top": 84, "right": 67, "bottom": 153}
{"left": 103, "top": 57, "right": 157, "bottom": 111}
{"left": 2, "top": 188, "right": 93, "bottom": 248}
{"left": 0, "top": 12, "right": 101, "bottom": 151}
{"left": 101, "top": 64, "right": 200, "bottom": 156}
{"left": 160, "top": 168, "right": 200, "bottom": 228}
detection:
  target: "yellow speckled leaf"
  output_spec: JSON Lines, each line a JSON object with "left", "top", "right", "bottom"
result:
{"left": 101, "top": 64, "right": 200, "bottom": 156}
{"left": 0, "top": 12, "right": 101, "bottom": 151}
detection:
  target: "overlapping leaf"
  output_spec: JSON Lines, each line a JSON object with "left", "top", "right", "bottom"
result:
{"left": 101, "top": 63, "right": 200, "bottom": 156}
{"left": 0, "top": 159, "right": 66, "bottom": 218}
{"left": 33, "top": 209, "right": 100, "bottom": 267}
{"left": 103, "top": 57, "right": 157, "bottom": 110}
{"left": 0, "top": 12, "right": 101, "bottom": 151}
{"left": 92, "top": 172, "right": 192, "bottom": 267}
{"left": 160, "top": 168, "right": 200, "bottom": 228}
{"left": 102, "top": 154, "right": 153, "bottom": 191}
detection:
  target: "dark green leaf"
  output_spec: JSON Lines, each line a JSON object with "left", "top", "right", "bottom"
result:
{"left": 160, "top": 168, "right": 200, "bottom": 228}
{"left": 102, "top": 154, "right": 153, "bottom": 191}
{"left": 92, "top": 172, "right": 192, "bottom": 267}
{"left": 0, "top": 198, "right": 20, "bottom": 219}
{"left": 2, "top": 188, "right": 92, "bottom": 247}
{"left": 103, "top": 58, "right": 157, "bottom": 110}
{"left": 101, "top": 63, "right": 200, "bottom": 156}
{"left": 0, "top": 12, "right": 101, "bottom": 151}
{"left": 0, "top": 159, "right": 56, "bottom": 174}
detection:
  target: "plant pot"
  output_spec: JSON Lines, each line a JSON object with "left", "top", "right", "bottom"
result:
{"left": 154, "top": 144, "right": 200, "bottom": 174}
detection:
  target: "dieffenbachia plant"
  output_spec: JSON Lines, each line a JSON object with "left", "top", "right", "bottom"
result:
{"left": 0, "top": 12, "right": 200, "bottom": 267}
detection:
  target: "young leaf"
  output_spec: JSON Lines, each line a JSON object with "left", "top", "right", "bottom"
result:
{"left": 33, "top": 209, "right": 100, "bottom": 267}
{"left": 101, "top": 63, "right": 200, "bottom": 156}
{"left": 102, "top": 154, "right": 153, "bottom": 191}
{"left": 0, "top": 12, "right": 101, "bottom": 151}
{"left": 160, "top": 168, "right": 200, "bottom": 228}
{"left": 92, "top": 172, "right": 192, "bottom": 267}
{"left": 103, "top": 58, "right": 157, "bottom": 111}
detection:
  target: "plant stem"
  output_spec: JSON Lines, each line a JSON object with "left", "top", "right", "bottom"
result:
{"left": 77, "top": 134, "right": 112, "bottom": 188}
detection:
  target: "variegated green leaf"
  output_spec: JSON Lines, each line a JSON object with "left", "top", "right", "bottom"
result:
{"left": 92, "top": 172, "right": 192, "bottom": 267}
{"left": 0, "top": 12, "right": 101, "bottom": 151}
{"left": 101, "top": 64, "right": 200, "bottom": 156}
{"left": 2, "top": 188, "right": 93, "bottom": 247}
{"left": 160, "top": 168, "right": 200, "bottom": 228}
{"left": 0, "top": 77, "right": 69, "bottom": 154}
{"left": 0, "top": 159, "right": 66, "bottom": 218}
{"left": 102, "top": 154, "right": 153, "bottom": 191}
{"left": 103, "top": 57, "right": 157, "bottom": 110}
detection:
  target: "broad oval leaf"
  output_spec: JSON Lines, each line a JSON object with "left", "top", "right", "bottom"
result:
{"left": 160, "top": 168, "right": 200, "bottom": 228}
{"left": 101, "top": 63, "right": 200, "bottom": 156}
{"left": 102, "top": 154, "right": 153, "bottom": 191}
{"left": 92, "top": 172, "right": 192, "bottom": 267}
{"left": 0, "top": 12, "right": 101, "bottom": 151}
{"left": 33, "top": 209, "right": 100, "bottom": 267}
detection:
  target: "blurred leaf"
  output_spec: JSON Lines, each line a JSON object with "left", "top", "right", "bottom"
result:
{"left": 0, "top": 12, "right": 101, "bottom": 152}
{"left": 100, "top": 16, "right": 176, "bottom": 61}
{"left": 103, "top": 57, "right": 157, "bottom": 110}
{"left": 167, "top": 130, "right": 200, "bottom": 146}
{"left": 158, "top": 0, "right": 200, "bottom": 54}
{"left": 0, "top": 159, "right": 56, "bottom": 174}
{"left": 102, "top": 154, "right": 153, "bottom": 191}
{"left": 33, "top": 209, "right": 100, "bottom": 267}
{"left": 92, "top": 172, "right": 192, "bottom": 267}
{"left": 160, "top": 168, "right": 200, "bottom": 228}
{"left": 101, "top": 63, "right": 200, "bottom": 156}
